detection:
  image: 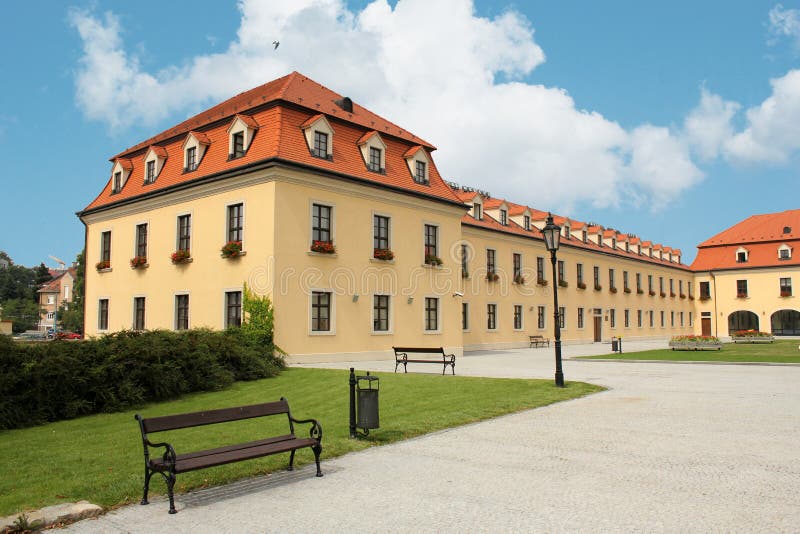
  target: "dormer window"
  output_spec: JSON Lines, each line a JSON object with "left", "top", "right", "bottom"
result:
{"left": 779, "top": 244, "right": 792, "bottom": 260}
{"left": 186, "top": 147, "right": 197, "bottom": 171}
{"left": 112, "top": 172, "right": 122, "bottom": 193}
{"left": 474, "top": 203, "right": 483, "bottom": 220}
{"left": 500, "top": 209, "right": 508, "bottom": 226}
{"left": 625, "top": 241, "right": 630, "bottom": 252}
{"left": 110, "top": 158, "right": 132, "bottom": 194}
{"left": 415, "top": 161, "right": 427, "bottom": 184}
{"left": 524, "top": 215, "right": 530, "bottom": 230}
{"left": 145, "top": 161, "right": 155, "bottom": 183}
{"left": 143, "top": 146, "right": 167, "bottom": 185}
{"left": 369, "top": 147, "right": 382, "bottom": 172}
{"left": 232, "top": 132, "right": 245, "bottom": 158}
{"left": 582, "top": 230, "right": 588, "bottom": 243}
{"left": 564, "top": 224, "right": 570, "bottom": 239}
{"left": 612, "top": 237, "right": 617, "bottom": 249}
{"left": 638, "top": 244, "right": 642, "bottom": 255}
{"left": 736, "top": 247, "right": 748, "bottom": 263}
{"left": 313, "top": 131, "right": 329, "bottom": 159}
{"left": 302, "top": 114, "right": 334, "bottom": 161}
{"left": 358, "top": 130, "right": 386, "bottom": 173}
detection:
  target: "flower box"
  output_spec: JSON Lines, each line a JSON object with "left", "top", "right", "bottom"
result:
{"left": 623, "top": 287, "right": 631, "bottom": 294}
{"left": 699, "top": 295, "right": 710, "bottom": 301}
{"left": 221, "top": 240, "right": 243, "bottom": 258}
{"left": 310, "top": 241, "right": 336, "bottom": 254}
{"left": 130, "top": 256, "right": 148, "bottom": 269}
{"left": 424, "top": 254, "right": 443, "bottom": 266}
{"left": 536, "top": 278, "right": 548, "bottom": 286}
{"left": 679, "top": 293, "right": 686, "bottom": 299}
{"left": 670, "top": 292, "right": 676, "bottom": 298}
{"left": 731, "top": 330, "right": 774, "bottom": 344}
{"left": 688, "top": 295, "right": 695, "bottom": 300}
{"left": 558, "top": 280, "right": 568, "bottom": 288}
{"left": 577, "top": 282, "right": 587, "bottom": 290}
{"left": 736, "top": 293, "right": 747, "bottom": 299}
{"left": 514, "top": 274, "right": 526, "bottom": 285}
{"left": 594, "top": 284, "right": 602, "bottom": 291}
{"left": 461, "top": 270, "right": 469, "bottom": 279}
{"left": 637, "top": 289, "right": 644, "bottom": 295}
{"left": 171, "top": 250, "right": 192, "bottom": 264}
{"left": 486, "top": 272, "right": 500, "bottom": 282}
{"left": 660, "top": 292, "right": 666, "bottom": 298}
{"left": 780, "top": 290, "right": 792, "bottom": 297}
{"left": 609, "top": 287, "right": 618, "bottom": 294}
{"left": 95, "top": 260, "right": 111, "bottom": 271}
{"left": 649, "top": 290, "right": 656, "bottom": 296}
{"left": 373, "top": 248, "right": 394, "bottom": 261}
{"left": 668, "top": 335, "right": 722, "bottom": 351}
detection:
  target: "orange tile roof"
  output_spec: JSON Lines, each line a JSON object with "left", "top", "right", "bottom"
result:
{"left": 83, "top": 73, "right": 462, "bottom": 212}
{"left": 403, "top": 145, "right": 424, "bottom": 158}
{"left": 699, "top": 209, "right": 800, "bottom": 246}
{"left": 453, "top": 190, "right": 480, "bottom": 203}
{"left": 482, "top": 198, "right": 506, "bottom": 209}
{"left": 116, "top": 158, "right": 133, "bottom": 171}
{"left": 691, "top": 242, "right": 800, "bottom": 270}
{"left": 147, "top": 146, "right": 168, "bottom": 158}
{"left": 234, "top": 114, "right": 259, "bottom": 129}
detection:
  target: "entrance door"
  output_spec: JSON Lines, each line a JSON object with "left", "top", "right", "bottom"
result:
{"left": 593, "top": 315, "right": 602, "bottom": 342}
{"left": 701, "top": 317, "right": 711, "bottom": 336}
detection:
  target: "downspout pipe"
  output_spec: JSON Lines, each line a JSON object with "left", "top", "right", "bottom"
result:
{"left": 710, "top": 270, "right": 718, "bottom": 337}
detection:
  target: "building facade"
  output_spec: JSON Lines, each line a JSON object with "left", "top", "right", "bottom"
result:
{"left": 37, "top": 268, "right": 75, "bottom": 332}
{"left": 78, "top": 72, "right": 781, "bottom": 362}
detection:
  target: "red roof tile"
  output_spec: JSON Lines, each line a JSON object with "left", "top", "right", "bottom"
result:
{"left": 699, "top": 209, "right": 800, "bottom": 246}
{"left": 691, "top": 242, "right": 800, "bottom": 270}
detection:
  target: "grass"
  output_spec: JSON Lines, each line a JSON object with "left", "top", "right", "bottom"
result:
{"left": 579, "top": 339, "right": 800, "bottom": 363}
{"left": 0, "top": 368, "right": 602, "bottom": 517}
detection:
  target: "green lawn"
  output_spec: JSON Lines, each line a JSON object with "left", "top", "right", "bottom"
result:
{"left": 0, "top": 368, "right": 602, "bottom": 517}
{"left": 580, "top": 339, "right": 800, "bottom": 363}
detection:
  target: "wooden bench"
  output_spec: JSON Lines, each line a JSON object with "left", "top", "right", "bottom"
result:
{"left": 135, "top": 398, "right": 322, "bottom": 514}
{"left": 529, "top": 335, "right": 550, "bottom": 348}
{"left": 393, "top": 346, "right": 456, "bottom": 375}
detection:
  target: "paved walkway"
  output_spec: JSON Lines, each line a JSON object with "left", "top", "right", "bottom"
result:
{"left": 67, "top": 341, "right": 800, "bottom": 532}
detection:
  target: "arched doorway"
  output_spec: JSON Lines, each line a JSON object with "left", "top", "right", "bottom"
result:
{"left": 728, "top": 310, "right": 759, "bottom": 333}
{"left": 771, "top": 310, "right": 800, "bottom": 336}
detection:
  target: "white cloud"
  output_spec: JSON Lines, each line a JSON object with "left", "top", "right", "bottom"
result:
{"left": 768, "top": 4, "right": 800, "bottom": 47}
{"left": 683, "top": 87, "right": 740, "bottom": 161}
{"left": 70, "top": 0, "right": 703, "bottom": 212}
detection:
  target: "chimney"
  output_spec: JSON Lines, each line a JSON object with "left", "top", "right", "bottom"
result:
{"left": 334, "top": 97, "right": 353, "bottom": 113}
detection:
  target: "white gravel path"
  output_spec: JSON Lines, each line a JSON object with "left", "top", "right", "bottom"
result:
{"left": 66, "top": 341, "right": 800, "bottom": 533}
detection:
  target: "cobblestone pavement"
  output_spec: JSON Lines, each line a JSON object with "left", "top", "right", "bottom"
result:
{"left": 67, "top": 342, "right": 800, "bottom": 533}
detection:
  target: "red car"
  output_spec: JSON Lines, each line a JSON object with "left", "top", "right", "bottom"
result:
{"left": 56, "top": 331, "right": 83, "bottom": 340}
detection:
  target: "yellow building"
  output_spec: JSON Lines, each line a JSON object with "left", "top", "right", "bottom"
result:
{"left": 37, "top": 268, "right": 76, "bottom": 332}
{"left": 78, "top": 72, "right": 702, "bottom": 361}
{"left": 691, "top": 210, "right": 800, "bottom": 337}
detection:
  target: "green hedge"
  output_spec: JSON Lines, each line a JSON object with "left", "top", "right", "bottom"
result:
{"left": 0, "top": 329, "right": 284, "bottom": 430}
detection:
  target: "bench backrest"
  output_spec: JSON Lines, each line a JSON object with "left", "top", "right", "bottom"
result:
{"left": 138, "top": 398, "right": 290, "bottom": 434}
{"left": 393, "top": 346, "right": 445, "bottom": 355}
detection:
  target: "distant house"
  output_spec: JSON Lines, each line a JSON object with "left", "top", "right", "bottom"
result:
{"left": 37, "top": 268, "right": 76, "bottom": 332}
{"left": 0, "top": 258, "right": 8, "bottom": 269}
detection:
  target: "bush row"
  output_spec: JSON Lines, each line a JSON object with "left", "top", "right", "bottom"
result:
{"left": 0, "top": 328, "right": 284, "bottom": 430}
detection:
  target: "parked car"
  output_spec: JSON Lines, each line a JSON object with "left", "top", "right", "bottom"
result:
{"left": 13, "top": 330, "right": 47, "bottom": 341}
{"left": 56, "top": 331, "right": 83, "bottom": 340}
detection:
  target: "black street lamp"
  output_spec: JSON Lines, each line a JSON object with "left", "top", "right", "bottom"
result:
{"left": 542, "top": 213, "right": 565, "bottom": 387}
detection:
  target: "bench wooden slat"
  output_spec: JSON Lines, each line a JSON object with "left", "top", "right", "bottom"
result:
{"left": 170, "top": 434, "right": 296, "bottom": 462}
{"left": 393, "top": 346, "right": 455, "bottom": 375}
{"left": 141, "top": 400, "right": 289, "bottom": 433}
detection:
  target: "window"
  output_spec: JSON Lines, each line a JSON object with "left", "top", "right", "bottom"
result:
{"left": 659, "top": 277, "right": 664, "bottom": 294}
{"left": 523, "top": 215, "right": 530, "bottom": 230}
{"left": 473, "top": 203, "right": 482, "bottom": 220}
{"left": 558, "top": 306, "right": 565, "bottom": 329}
{"left": 228, "top": 203, "right": 243, "bottom": 243}
{"left": 368, "top": 147, "right": 382, "bottom": 172}
{"left": 637, "top": 310, "right": 642, "bottom": 328}
{"left": 425, "top": 297, "right": 439, "bottom": 331}
{"left": 487, "top": 304, "right": 497, "bottom": 330}
{"left": 780, "top": 277, "right": 792, "bottom": 297}
{"left": 680, "top": 311, "right": 684, "bottom": 327}
{"left": 648, "top": 275, "right": 654, "bottom": 293}
{"left": 624, "top": 309, "right": 630, "bottom": 328}
{"left": 671, "top": 311, "right": 675, "bottom": 327}
{"left": 312, "top": 204, "right": 332, "bottom": 243}
{"left": 186, "top": 146, "right": 197, "bottom": 171}
{"left": 577, "top": 263, "right": 584, "bottom": 285}
{"left": 100, "top": 231, "right": 111, "bottom": 264}
{"left": 577, "top": 307, "right": 585, "bottom": 329}
{"left": 593, "top": 266, "right": 600, "bottom": 289}
{"left": 374, "top": 215, "right": 390, "bottom": 251}
{"left": 135, "top": 224, "right": 147, "bottom": 259}
{"left": 689, "top": 312, "right": 693, "bottom": 327}
{"left": 313, "top": 131, "right": 329, "bottom": 159}
{"left": 175, "top": 294, "right": 189, "bottom": 330}
{"left": 47, "top": 295, "right": 55, "bottom": 305}
{"left": 736, "top": 250, "right": 747, "bottom": 263}
{"left": 112, "top": 172, "right": 122, "bottom": 193}
{"left": 487, "top": 249, "right": 496, "bottom": 274}
{"left": 699, "top": 281, "right": 711, "bottom": 299}
{"left": 609, "top": 269, "right": 616, "bottom": 290}
{"left": 649, "top": 310, "right": 654, "bottom": 328}
{"left": 462, "top": 302, "right": 469, "bottom": 330}
{"left": 537, "top": 305, "right": 545, "bottom": 329}
{"left": 225, "top": 291, "right": 242, "bottom": 328}
{"left": 610, "top": 309, "right": 616, "bottom": 328}
{"left": 779, "top": 247, "right": 791, "bottom": 260}
{"left": 514, "top": 305, "right": 523, "bottom": 330}
{"left": 145, "top": 160, "right": 156, "bottom": 184}
{"left": 679, "top": 280, "right": 684, "bottom": 296}
{"left": 311, "top": 291, "right": 331, "bottom": 331}
{"left": 177, "top": 215, "right": 191, "bottom": 252}
{"left": 98, "top": 299, "right": 109, "bottom": 330}
{"left": 736, "top": 280, "right": 748, "bottom": 298}
{"left": 558, "top": 260, "right": 565, "bottom": 284}
{"left": 373, "top": 295, "right": 389, "bottom": 332}
{"left": 660, "top": 310, "right": 665, "bottom": 328}
{"left": 537, "top": 257, "right": 545, "bottom": 282}
{"left": 623, "top": 271, "right": 629, "bottom": 291}
{"left": 461, "top": 244, "right": 469, "bottom": 277}
{"left": 513, "top": 253, "right": 522, "bottom": 280}
{"left": 500, "top": 209, "right": 508, "bottom": 225}
{"left": 582, "top": 229, "right": 588, "bottom": 243}
{"left": 414, "top": 160, "right": 427, "bottom": 184}
{"left": 232, "top": 131, "right": 245, "bottom": 158}
{"left": 424, "top": 225, "right": 438, "bottom": 259}
{"left": 133, "top": 297, "right": 145, "bottom": 331}
{"left": 669, "top": 279, "right": 674, "bottom": 295}
{"left": 46, "top": 311, "right": 55, "bottom": 320}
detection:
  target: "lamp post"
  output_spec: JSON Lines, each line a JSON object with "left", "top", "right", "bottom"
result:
{"left": 542, "top": 213, "right": 564, "bottom": 387}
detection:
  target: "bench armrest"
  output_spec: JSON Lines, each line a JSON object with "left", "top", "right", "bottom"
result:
{"left": 290, "top": 417, "right": 323, "bottom": 442}
{"left": 145, "top": 439, "right": 177, "bottom": 469}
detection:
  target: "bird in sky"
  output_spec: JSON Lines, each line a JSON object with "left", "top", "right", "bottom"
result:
{"left": 273, "top": 41, "right": 280, "bottom": 50}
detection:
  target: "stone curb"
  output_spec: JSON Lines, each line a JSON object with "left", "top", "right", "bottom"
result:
{"left": 0, "top": 501, "right": 102, "bottom": 533}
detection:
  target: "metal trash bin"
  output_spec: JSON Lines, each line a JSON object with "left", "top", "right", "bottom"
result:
{"left": 356, "top": 373, "right": 379, "bottom": 431}
{"left": 611, "top": 337, "right": 619, "bottom": 352}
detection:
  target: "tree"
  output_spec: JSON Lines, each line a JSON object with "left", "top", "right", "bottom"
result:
{"left": 1, "top": 298, "right": 42, "bottom": 333}
{"left": 34, "top": 262, "right": 52, "bottom": 287}
{"left": 58, "top": 250, "right": 85, "bottom": 333}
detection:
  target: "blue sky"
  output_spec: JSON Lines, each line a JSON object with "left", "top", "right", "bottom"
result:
{"left": 1, "top": 0, "right": 799, "bottom": 268}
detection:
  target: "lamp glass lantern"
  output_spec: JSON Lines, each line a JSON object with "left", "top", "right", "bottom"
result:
{"left": 542, "top": 214, "right": 561, "bottom": 252}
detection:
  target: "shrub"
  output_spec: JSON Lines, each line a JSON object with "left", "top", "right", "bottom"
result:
{"left": 0, "top": 328, "right": 284, "bottom": 430}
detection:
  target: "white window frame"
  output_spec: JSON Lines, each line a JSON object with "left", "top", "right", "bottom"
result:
{"left": 225, "top": 200, "right": 246, "bottom": 247}
{"left": 309, "top": 199, "right": 336, "bottom": 246}
{"left": 423, "top": 295, "right": 441, "bottom": 334}
{"left": 309, "top": 288, "right": 336, "bottom": 335}
{"left": 487, "top": 302, "right": 499, "bottom": 332}
{"left": 174, "top": 292, "right": 191, "bottom": 331}
{"left": 222, "top": 287, "right": 244, "bottom": 329}
{"left": 371, "top": 293, "right": 393, "bottom": 335}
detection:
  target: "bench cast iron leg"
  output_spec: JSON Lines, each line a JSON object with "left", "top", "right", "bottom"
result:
{"left": 141, "top": 468, "right": 152, "bottom": 505}
{"left": 451, "top": 361, "right": 455, "bottom": 376}
{"left": 166, "top": 472, "right": 177, "bottom": 514}
{"left": 288, "top": 449, "right": 296, "bottom": 471}
{"left": 313, "top": 445, "right": 323, "bottom": 477}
